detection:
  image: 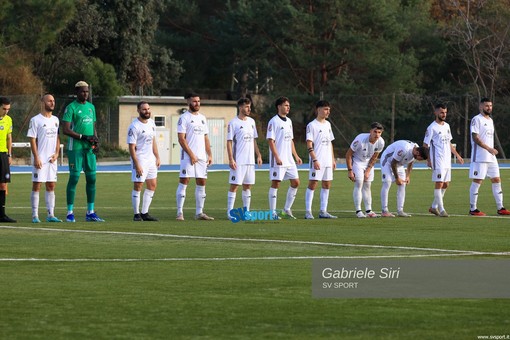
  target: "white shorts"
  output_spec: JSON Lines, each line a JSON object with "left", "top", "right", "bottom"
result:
{"left": 131, "top": 159, "right": 158, "bottom": 182}
{"left": 431, "top": 168, "right": 451, "bottom": 183}
{"left": 308, "top": 166, "right": 333, "bottom": 181}
{"left": 352, "top": 161, "right": 374, "bottom": 182}
{"left": 469, "top": 161, "right": 500, "bottom": 180}
{"left": 32, "top": 162, "right": 58, "bottom": 182}
{"left": 180, "top": 159, "right": 208, "bottom": 179}
{"left": 229, "top": 164, "right": 256, "bottom": 185}
{"left": 381, "top": 164, "right": 405, "bottom": 183}
{"left": 270, "top": 165, "right": 299, "bottom": 181}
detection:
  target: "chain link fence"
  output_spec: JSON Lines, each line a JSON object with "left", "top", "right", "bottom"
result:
{"left": 6, "top": 93, "right": 510, "bottom": 162}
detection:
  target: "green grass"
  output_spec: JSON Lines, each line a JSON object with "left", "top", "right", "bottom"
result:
{"left": 1, "top": 168, "right": 509, "bottom": 339}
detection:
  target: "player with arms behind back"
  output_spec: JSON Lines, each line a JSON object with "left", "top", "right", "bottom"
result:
{"left": 468, "top": 98, "right": 510, "bottom": 216}
{"left": 128, "top": 101, "right": 160, "bottom": 222}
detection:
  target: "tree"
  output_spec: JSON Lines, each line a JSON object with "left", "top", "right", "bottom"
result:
{"left": 91, "top": 0, "right": 183, "bottom": 95}
{"left": 440, "top": 0, "right": 510, "bottom": 99}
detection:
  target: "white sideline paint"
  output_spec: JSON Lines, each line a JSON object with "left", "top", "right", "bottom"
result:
{"left": 0, "top": 226, "right": 508, "bottom": 263}
{"left": 0, "top": 253, "right": 492, "bottom": 262}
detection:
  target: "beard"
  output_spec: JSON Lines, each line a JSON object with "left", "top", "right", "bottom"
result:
{"left": 483, "top": 109, "right": 492, "bottom": 116}
{"left": 189, "top": 104, "right": 200, "bottom": 113}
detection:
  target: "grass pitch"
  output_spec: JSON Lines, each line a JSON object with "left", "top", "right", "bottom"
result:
{"left": 0, "top": 168, "right": 509, "bottom": 339}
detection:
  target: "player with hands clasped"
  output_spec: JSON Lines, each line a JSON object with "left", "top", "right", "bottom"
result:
{"left": 423, "top": 103, "right": 464, "bottom": 218}
{"left": 345, "top": 122, "right": 385, "bottom": 218}
{"left": 175, "top": 92, "right": 214, "bottom": 221}
{"left": 27, "top": 94, "right": 62, "bottom": 223}
{"left": 128, "top": 101, "right": 160, "bottom": 222}
{"left": 226, "top": 97, "right": 263, "bottom": 219}
{"left": 304, "top": 100, "right": 337, "bottom": 219}
{"left": 62, "top": 81, "right": 104, "bottom": 222}
{"left": 267, "top": 96, "right": 302, "bottom": 220}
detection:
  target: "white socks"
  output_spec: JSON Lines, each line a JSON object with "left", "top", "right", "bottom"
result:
{"left": 176, "top": 183, "right": 187, "bottom": 215}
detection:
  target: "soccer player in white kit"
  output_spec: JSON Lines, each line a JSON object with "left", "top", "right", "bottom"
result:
{"left": 127, "top": 101, "right": 160, "bottom": 221}
{"left": 380, "top": 140, "right": 428, "bottom": 217}
{"left": 346, "top": 122, "right": 385, "bottom": 218}
{"left": 304, "top": 100, "right": 337, "bottom": 219}
{"left": 176, "top": 92, "right": 214, "bottom": 221}
{"left": 468, "top": 98, "right": 510, "bottom": 216}
{"left": 267, "top": 96, "right": 303, "bottom": 219}
{"left": 27, "top": 94, "right": 62, "bottom": 223}
{"left": 423, "top": 103, "right": 464, "bottom": 217}
{"left": 227, "top": 98, "right": 263, "bottom": 219}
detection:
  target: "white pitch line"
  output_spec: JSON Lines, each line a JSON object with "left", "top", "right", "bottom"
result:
{"left": 1, "top": 226, "right": 508, "bottom": 257}
{"left": 0, "top": 252, "right": 487, "bottom": 262}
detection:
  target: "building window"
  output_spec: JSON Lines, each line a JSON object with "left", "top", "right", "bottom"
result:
{"left": 154, "top": 116, "right": 166, "bottom": 127}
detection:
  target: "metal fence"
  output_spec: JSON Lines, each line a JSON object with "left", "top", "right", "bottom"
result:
{"left": 6, "top": 93, "right": 510, "bottom": 161}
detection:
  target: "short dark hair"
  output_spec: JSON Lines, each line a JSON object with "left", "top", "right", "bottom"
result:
{"left": 416, "top": 146, "right": 428, "bottom": 160}
{"left": 137, "top": 101, "right": 149, "bottom": 110}
{"left": 185, "top": 92, "right": 199, "bottom": 99}
{"left": 370, "top": 122, "right": 384, "bottom": 130}
{"left": 274, "top": 96, "right": 289, "bottom": 110}
{"left": 480, "top": 97, "right": 491, "bottom": 103}
{"left": 435, "top": 103, "right": 447, "bottom": 110}
{"left": 237, "top": 97, "right": 251, "bottom": 107}
{"left": 0, "top": 97, "right": 11, "bottom": 105}
{"left": 315, "top": 100, "right": 330, "bottom": 108}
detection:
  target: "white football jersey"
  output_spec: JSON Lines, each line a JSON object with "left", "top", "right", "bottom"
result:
{"left": 127, "top": 118, "right": 157, "bottom": 162}
{"left": 349, "top": 132, "right": 385, "bottom": 165}
{"left": 306, "top": 119, "right": 335, "bottom": 167}
{"left": 380, "top": 140, "right": 417, "bottom": 168}
{"left": 26, "top": 113, "right": 60, "bottom": 163}
{"left": 266, "top": 115, "right": 295, "bottom": 166}
{"left": 470, "top": 113, "right": 496, "bottom": 162}
{"left": 177, "top": 110, "right": 210, "bottom": 161}
{"left": 424, "top": 121, "right": 453, "bottom": 170}
{"left": 227, "top": 116, "right": 258, "bottom": 165}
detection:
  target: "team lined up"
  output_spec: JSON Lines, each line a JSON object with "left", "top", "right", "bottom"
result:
{"left": 163, "top": 94, "right": 510, "bottom": 221}
{"left": 0, "top": 86, "right": 508, "bottom": 223}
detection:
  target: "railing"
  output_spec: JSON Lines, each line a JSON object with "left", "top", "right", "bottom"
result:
{"left": 12, "top": 142, "right": 65, "bottom": 166}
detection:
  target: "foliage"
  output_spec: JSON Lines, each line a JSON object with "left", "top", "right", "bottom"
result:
{"left": 438, "top": 0, "right": 510, "bottom": 99}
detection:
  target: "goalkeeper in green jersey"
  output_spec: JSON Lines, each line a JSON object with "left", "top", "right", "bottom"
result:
{"left": 62, "top": 81, "right": 104, "bottom": 222}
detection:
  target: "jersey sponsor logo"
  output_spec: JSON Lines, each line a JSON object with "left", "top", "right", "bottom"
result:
{"left": 193, "top": 126, "right": 205, "bottom": 135}
{"left": 397, "top": 150, "right": 403, "bottom": 157}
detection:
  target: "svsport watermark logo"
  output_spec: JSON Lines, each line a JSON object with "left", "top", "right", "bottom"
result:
{"left": 229, "top": 207, "right": 279, "bottom": 223}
